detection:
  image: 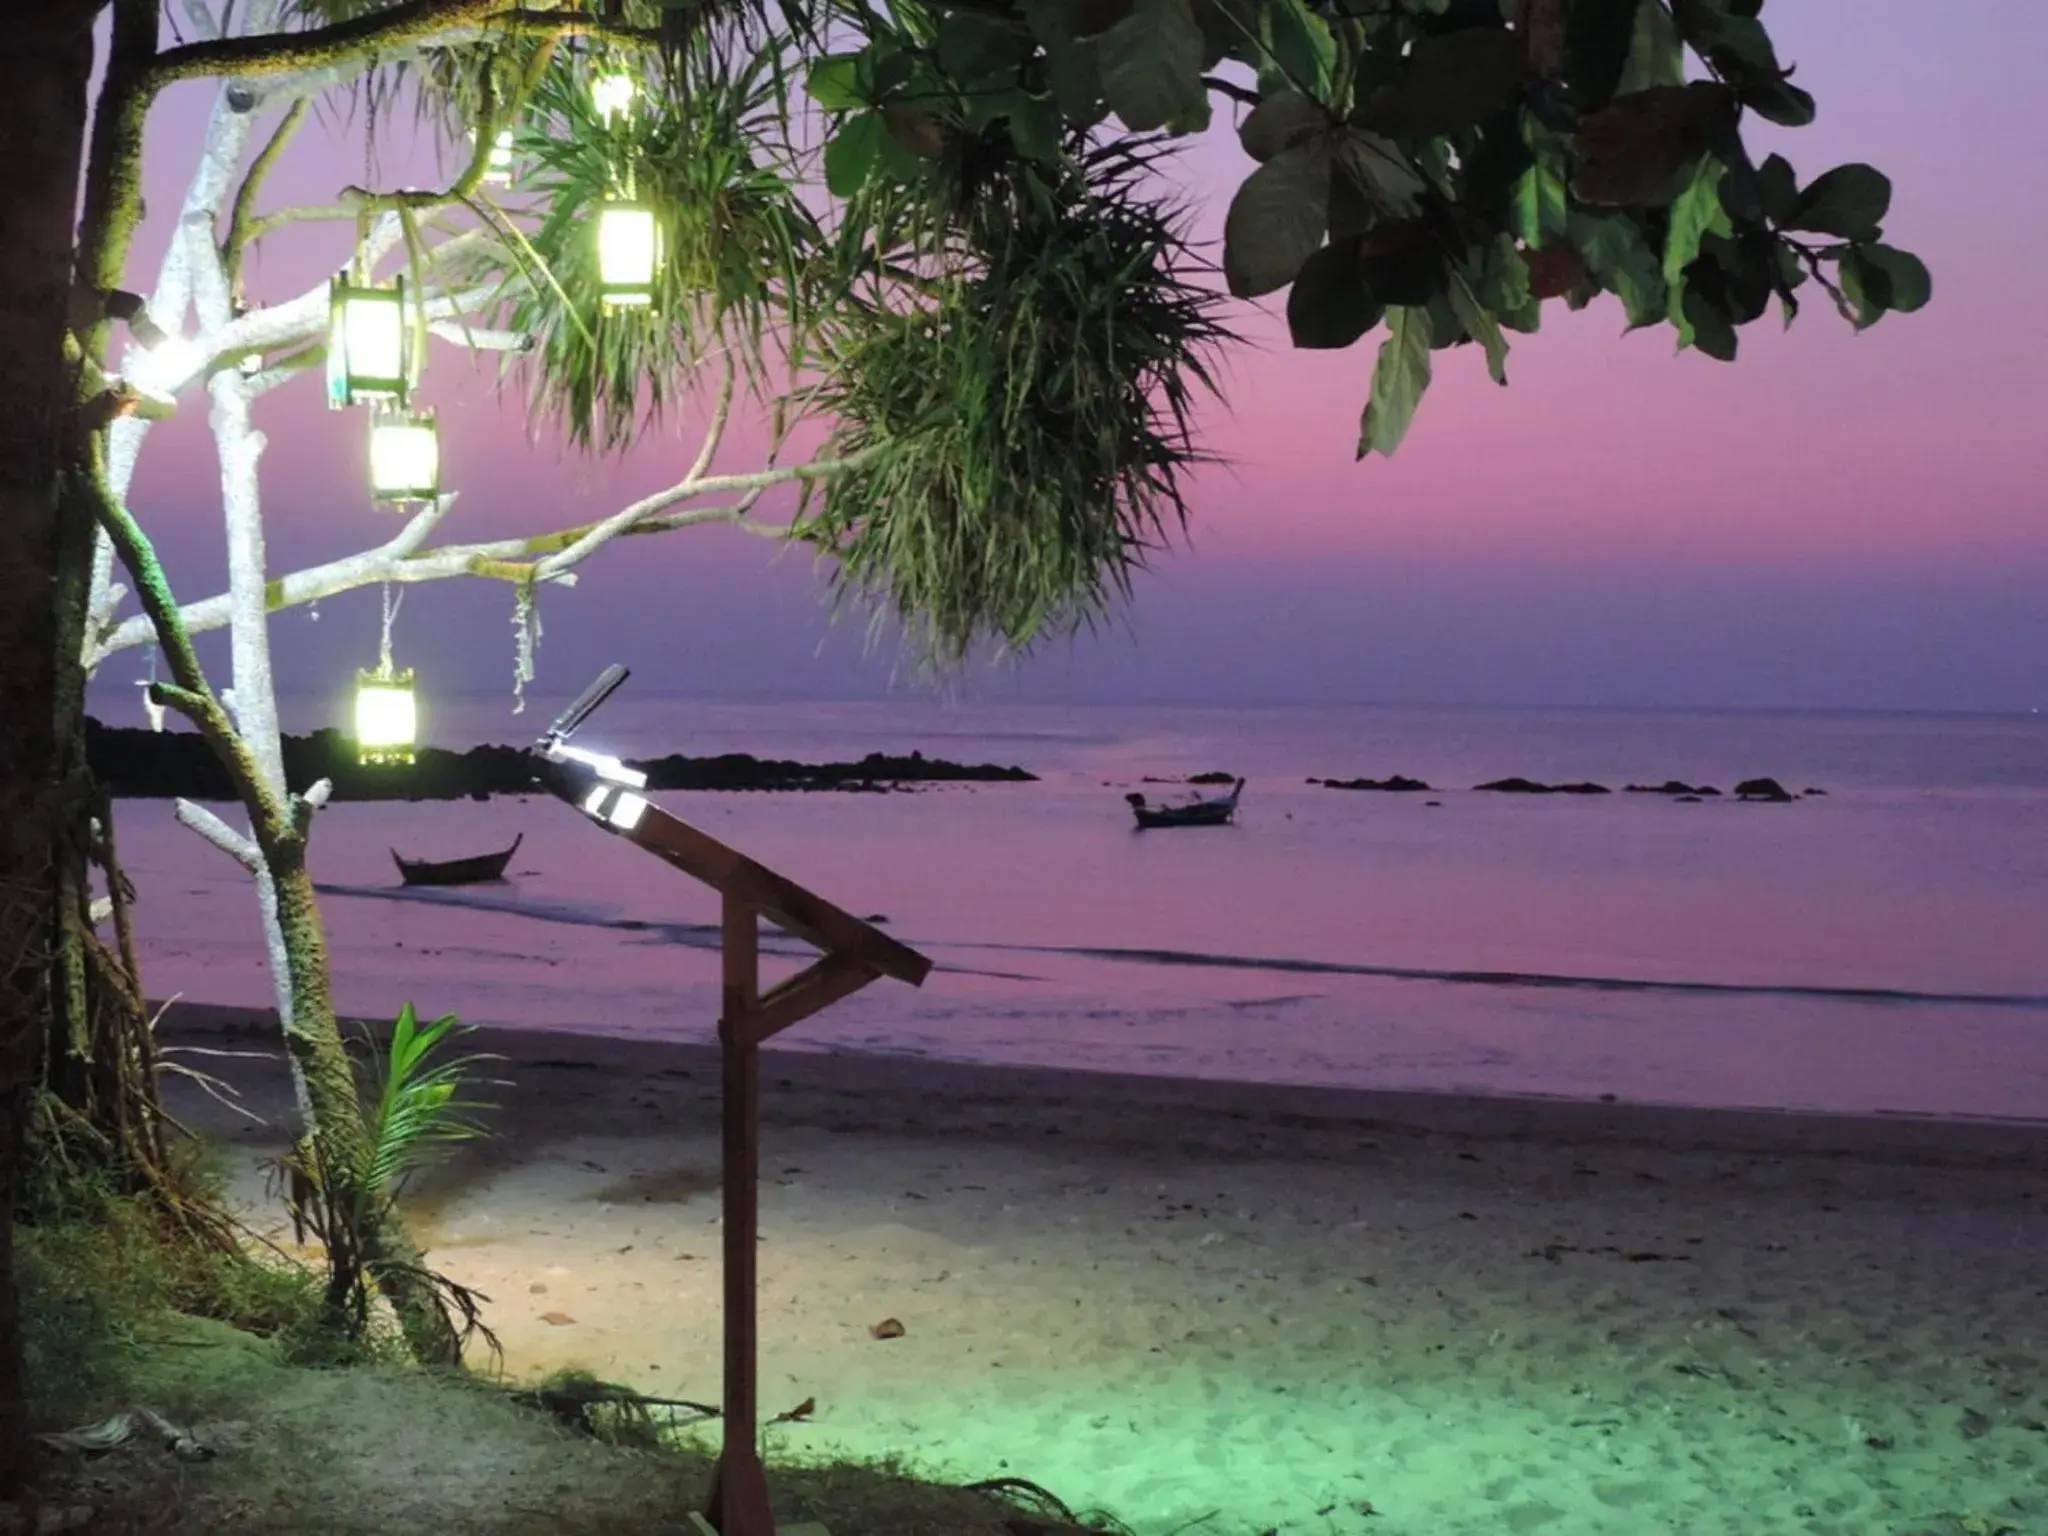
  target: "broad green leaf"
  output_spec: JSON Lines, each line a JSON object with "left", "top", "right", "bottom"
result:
{"left": 1861, "top": 243, "right": 1932, "bottom": 313}
{"left": 1240, "top": 89, "right": 1326, "bottom": 162}
{"left": 1618, "top": 0, "right": 1683, "bottom": 92}
{"left": 1097, "top": 0, "right": 1208, "bottom": 131}
{"left": 1512, "top": 158, "right": 1569, "bottom": 245}
{"left": 1682, "top": 286, "right": 1738, "bottom": 360}
{"left": 1837, "top": 250, "right": 1887, "bottom": 328}
{"left": 1786, "top": 163, "right": 1892, "bottom": 240}
{"left": 1572, "top": 83, "right": 1740, "bottom": 207}
{"left": 1743, "top": 77, "right": 1816, "bottom": 127}
{"left": 1007, "top": 93, "right": 1065, "bottom": 164}
{"left": 1355, "top": 26, "right": 1526, "bottom": 138}
{"left": 1664, "top": 154, "right": 1732, "bottom": 346}
{"left": 825, "top": 112, "right": 885, "bottom": 197}
{"left": 1260, "top": 0, "right": 1337, "bottom": 100}
{"left": 1570, "top": 210, "right": 1667, "bottom": 328}
{"left": 1756, "top": 152, "right": 1799, "bottom": 225}
{"left": 1020, "top": 0, "right": 1109, "bottom": 123}
{"left": 1287, "top": 241, "right": 1384, "bottom": 349}
{"left": 936, "top": 14, "right": 1035, "bottom": 83}
{"left": 1357, "top": 306, "right": 1434, "bottom": 458}
{"left": 807, "top": 55, "right": 866, "bottom": 111}
{"left": 1447, "top": 271, "right": 1511, "bottom": 385}
{"left": 1564, "top": 0, "right": 1641, "bottom": 113}
{"left": 1336, "top": 130, "right": 1425, "bottom": 218}
{"left": 1224, "top": 140, "right": 1332, "bottom": 297}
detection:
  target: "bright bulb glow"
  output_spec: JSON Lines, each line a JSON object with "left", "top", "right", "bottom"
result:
{"left": 327, "top": 279, "right": 408, "bottom": 407}
{"left": 555, "top": 742, "right": 646, "bottom": 788}
{"left": 591, "top": 72, "right": 637, "bottom": 123}
{"left": 597, "top": 203, "right": 659, "bottom": 309}
{"left": 483, "top": 129, "right": 515, "bottom": 185}
{"left": 355, "top": 669, "right": 417, "bottom": 765}
{"left": 369, "top": 415, "right": 440, "bottom": 504}
{"left": 580, "top": 783, "right": 651, "bottom": 831}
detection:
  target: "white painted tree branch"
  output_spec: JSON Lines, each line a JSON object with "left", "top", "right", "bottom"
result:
{"left": 91, "top": 451, "right": 855, "bottom": 663}
{"left": 174, "top": 800, "right": 263, "bottom": 871}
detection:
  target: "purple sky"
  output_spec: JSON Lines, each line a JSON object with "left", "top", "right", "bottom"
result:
{"left": 116, "top": 3, "right": 2048, "bottom": 712}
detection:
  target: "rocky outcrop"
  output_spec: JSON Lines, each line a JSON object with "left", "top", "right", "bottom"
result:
{"left": 1473, "top": 777, "right": 1610, "bottom": 795}
{"left": 1626, "top": 780, "right": 1722, "bottom": 797}
{"left": 86, "top": 718, "right": 1037, "bottom": 803}
{"left": 1311, "top": 775, "right": 1433, "bottom": 793}
{"left": 1734, "top": 777, "right": 1796, "bottom": 803}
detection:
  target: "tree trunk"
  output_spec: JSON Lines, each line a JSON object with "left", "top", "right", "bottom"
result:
{"left": 263, "top": 844, "right": 464, "bottom": 1366}
{"left": 0, "top": 3, "right": 99, "bottom": 1502}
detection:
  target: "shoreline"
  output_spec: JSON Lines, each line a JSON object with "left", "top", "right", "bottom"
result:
{"left": 157, "top": 999, "right": 2048, "bottom": 1170}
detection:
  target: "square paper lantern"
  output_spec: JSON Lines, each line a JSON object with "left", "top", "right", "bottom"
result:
{"left": 326, "top": 276, "right": 409, "bottom": 408}
{"left": 369, "top": 413, "right": 440, "bottom": 505}
{"left": 355, "top": 667, "right": 417, "bottom": 766}
{"left": 591, "top": 72, "right": 637, "bottom": 124}
{"left": 483, "top": 128, "right": 515, "bottom": 185}
{"left": 597, "top": 201, "right": 659, "bottom": 309}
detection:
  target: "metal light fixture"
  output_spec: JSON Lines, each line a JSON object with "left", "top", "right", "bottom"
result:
{"left": 355, "top": 666, "right": 418, "bottom": 765}
{"left": 597, "top": 200, "right": 659, "bottom": 310}
{"left": 368, "top": 411, "right": 440, "bottom": 505}
{"left": 326, "top": 275, "right": 409, "bottom": 408}
{"left": 591, "top": 71, "right": 637, "bottom": 124}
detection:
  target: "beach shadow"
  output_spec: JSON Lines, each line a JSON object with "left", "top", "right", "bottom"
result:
{"left": 587, "top": 1166, "right": 720, "bottom": 1205}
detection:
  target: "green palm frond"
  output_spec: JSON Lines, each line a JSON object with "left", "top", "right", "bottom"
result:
{"left": 501, "top": 35, "right": 825, "bottom": 452}
{"left": 359, "top": 1003, "right": 495, "bottom": 1198}
{"left": 803, "top": 134, "right": 1230, "bottom": 664}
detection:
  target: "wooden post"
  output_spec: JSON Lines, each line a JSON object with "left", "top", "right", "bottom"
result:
{"left": 707, "top": 894, "right": 778, "bottom": 1536}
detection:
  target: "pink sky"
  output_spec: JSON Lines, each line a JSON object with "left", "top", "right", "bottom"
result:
{"left": 116, "top": 3, "right": 2048, "bottom": 711}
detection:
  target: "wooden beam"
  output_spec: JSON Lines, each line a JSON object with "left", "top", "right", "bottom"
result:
{"left": 737, "top": 955, "right": 882, "bottom": 1048}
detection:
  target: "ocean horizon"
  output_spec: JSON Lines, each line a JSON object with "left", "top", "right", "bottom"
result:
{"left": 106, "top": 695, "right": 2048, "bottom": 1123}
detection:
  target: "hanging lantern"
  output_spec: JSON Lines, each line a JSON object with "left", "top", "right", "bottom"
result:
{"left": 597, "top": 201, "right": 660, "bottom": 310}
{"left": 481, "top": 128, "right": 515, "bottom": 186}
{"left": 591, "top": 71, "right": 637, "bottom": 124}
{"left": 368, "top": 411, "right": 440, "bottom": 505}
{"left": 355, "top": 667, "right": 417, "bottom": 766}
{"left": 326, "top": 275, "right": 409, "bottom": 409}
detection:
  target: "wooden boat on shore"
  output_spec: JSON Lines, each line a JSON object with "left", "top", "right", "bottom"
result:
{"left": 1125, "top": 779, "right": 1245, "bottom": 830}
{"left": 391, "top": 833, "right": 523, "bottom": 887}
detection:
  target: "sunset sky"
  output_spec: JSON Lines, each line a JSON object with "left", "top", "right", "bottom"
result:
{"left": 114, "top": 3, "right": 2048, "bottom": 714}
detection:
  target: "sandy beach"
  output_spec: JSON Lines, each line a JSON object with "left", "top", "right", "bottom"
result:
{"left": 161, "top": 1003, "right": 2048, "bottom": 1536}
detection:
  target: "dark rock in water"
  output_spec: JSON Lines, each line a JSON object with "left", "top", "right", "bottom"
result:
{"left": 1474, "top": 777, "right": 1610, "bottom": 795}
{"left": 1316, "top": 774, "right": 1432, "bottom": 793}
{"left": 1804, "top": 786, "right": 1829, "bottom": 797}
{"left": 1424, "top": 800, "right": 1442, "bottom": 808}
{"left": 1734, "top": 777, "right": 1795, "bottom": 803}
{"left": 861, "top": 913, "right": 890, "bottom": 925}
{"left": 1627, "top": 780, "right": 1703, "bottom": 796}
{"left": 1187, "top": 770, "right": 1238, "bottom": 785}
{"left": 1676, "top": 795, "right": 1702, "bottom": 803}
{"left": 86, "top": 717, "right": 1038, "bottom": 803}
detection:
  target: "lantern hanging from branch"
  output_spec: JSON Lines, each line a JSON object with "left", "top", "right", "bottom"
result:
{"left": 591, "top": 71, "right": 637, "bottom": 124}
{"left": 597, "top": 200, "right": 660, "bottom": 310}
{"left": 326, "top": 275, "right": 410, "bottom": 408}
{"left": 368, "top": 411, "right": 441, "bottom": 506}
{"left": 482, "top": 128, "right": 515, "bottom": 185}
{"left": 355, "top": 666, "right": 418, "bottom": 766}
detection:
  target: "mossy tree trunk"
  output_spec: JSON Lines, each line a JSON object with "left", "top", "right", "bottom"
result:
{"left": 261, "top": 842, "right": 464, "bottom": 1365}
{"left": 0, "top": 1, "right": 100, "bottom": 1500}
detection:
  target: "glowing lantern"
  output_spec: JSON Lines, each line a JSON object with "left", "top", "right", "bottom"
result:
{"left": 591, "top": 71, "right": 637, "bottom": 124}
{"left": 482, "top": 128, "right": 515, "bottom": 186}
{"left": 368, "top": 412, "right": 440, "bottom": 505}
{"left": 325, "top": 276, "right": 409, "bottom": 408}
{"left": 355, "top": 667, "right": 418, "bottom": 765}
{"left": 597, "top": 201, "right": 659, "bottom": 309}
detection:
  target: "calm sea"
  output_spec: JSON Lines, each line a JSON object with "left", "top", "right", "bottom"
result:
{"left": 109, "top": 694, "right": 2048, "bottom": 1120}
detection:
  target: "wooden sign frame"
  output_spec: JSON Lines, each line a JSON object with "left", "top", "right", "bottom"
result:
{"left": 538, "top": 751, "right": 931, "bottom": 1536}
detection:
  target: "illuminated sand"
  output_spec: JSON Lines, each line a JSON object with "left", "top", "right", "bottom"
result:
{"left": 166, "top": 1006, "right": 2048, "bottom": 1536}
